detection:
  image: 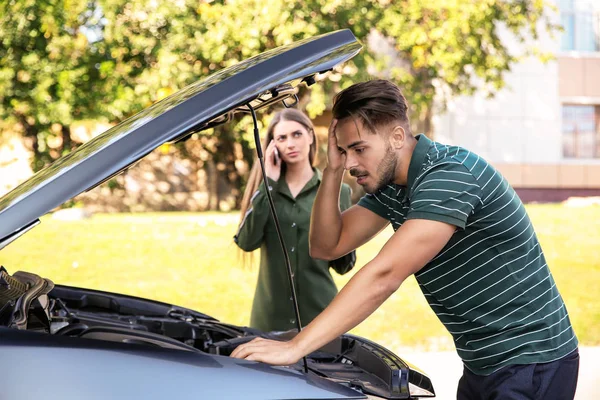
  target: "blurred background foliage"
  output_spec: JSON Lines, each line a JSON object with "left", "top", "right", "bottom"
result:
{"left": 0, "top": 0, "right": 558, "bottom": 205}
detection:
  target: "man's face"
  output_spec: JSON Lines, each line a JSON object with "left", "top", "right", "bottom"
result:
{"left": 335, "top": 118, "right": 398, "bottom": 194}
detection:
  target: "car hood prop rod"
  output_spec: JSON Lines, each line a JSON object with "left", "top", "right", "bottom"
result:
{"left": 247, "top": 103, "right": 308, "bottom": 373}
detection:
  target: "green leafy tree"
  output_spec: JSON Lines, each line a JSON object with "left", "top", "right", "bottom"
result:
{"left": 0, "top": 0, "right": 106, "bottom": 171}
{"left": 297, "top": 0, "right": 559, "bottom": 134}
{"left": 1, "top": 0, "right": 559, "bottom": 206}
{"left": 90, "top": 0, "right": 324, "bottom": 208}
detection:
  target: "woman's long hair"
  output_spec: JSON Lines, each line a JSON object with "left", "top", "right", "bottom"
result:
{"left": 236, "top": 109, "right": 317, "bottom": 263}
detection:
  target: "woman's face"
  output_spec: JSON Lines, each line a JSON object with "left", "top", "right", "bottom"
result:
{"left": 272, "top": 119, "right": 313, "bottom": 166}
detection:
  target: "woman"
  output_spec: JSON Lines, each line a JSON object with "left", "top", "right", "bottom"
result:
{"left": 234, "top": 108, "right": 353, "bottom": 332}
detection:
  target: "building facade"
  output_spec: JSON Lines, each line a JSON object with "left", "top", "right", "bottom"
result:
{"left": 433, "top": 0, "right": 600, "bottom": 202}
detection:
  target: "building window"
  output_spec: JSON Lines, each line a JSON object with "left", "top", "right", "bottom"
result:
{"left": 560, "top": 0, "right": 600, "bottom": 52}
{"left": 562, "top": 105, "right": 600, "bottom": 158}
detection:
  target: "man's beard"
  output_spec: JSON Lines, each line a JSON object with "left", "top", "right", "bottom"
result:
{"left": 365, "top": 146, "right": 397, "bottom": 194}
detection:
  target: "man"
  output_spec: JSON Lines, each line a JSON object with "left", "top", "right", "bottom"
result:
{"left": 232, "top": 80, "right": 579, "bottom": 399}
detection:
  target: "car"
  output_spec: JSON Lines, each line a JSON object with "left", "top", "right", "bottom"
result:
{"left": 0, "top": 29, "right": 435, "bottom": 400}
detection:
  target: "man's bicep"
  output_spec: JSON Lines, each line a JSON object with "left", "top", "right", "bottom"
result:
{"left": 375, "top": 219, "right": 456, "bottom": 284}
{"left": 333, "top": 205, "right": 389, "bottom": 258}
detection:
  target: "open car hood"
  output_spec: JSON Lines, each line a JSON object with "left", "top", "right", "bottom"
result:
{"left": 0, "top": 29, "right": 361, "bottom": 247}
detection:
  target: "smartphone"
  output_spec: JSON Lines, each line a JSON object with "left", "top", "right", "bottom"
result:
{"left": 273, "top": 147, "right": 279, "bottom": 164}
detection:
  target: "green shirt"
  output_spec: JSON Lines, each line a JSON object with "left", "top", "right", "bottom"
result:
{"left": 358, "top": 134, "right": 578, "bottom": 375}
{"left": 234, "top": 169, "right": 352, "bottom": 332}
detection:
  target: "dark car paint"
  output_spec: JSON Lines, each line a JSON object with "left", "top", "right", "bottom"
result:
{"left": 0, "top": 327, "right": 366, "bottom": 400}
{"left": 0, "top": 29, "right": 361, "bottom": 244}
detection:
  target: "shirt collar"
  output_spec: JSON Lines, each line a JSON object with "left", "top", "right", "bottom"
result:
{"left": 276, "top": 167, "right": 321, "bottom": 199}
{"left": 303, "top": 167, "right": 321, "bottom": 191}
{"left": 403, "top": 134, "right": 431, "bottom": 202}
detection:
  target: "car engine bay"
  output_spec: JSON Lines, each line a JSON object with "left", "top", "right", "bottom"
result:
{"left": 0, "top": 267, "right": 434, "bottom": 399}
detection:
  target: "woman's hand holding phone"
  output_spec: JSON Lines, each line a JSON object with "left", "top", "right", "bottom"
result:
{"left": 265, "top": 140, "right": 282, "bottom": 181}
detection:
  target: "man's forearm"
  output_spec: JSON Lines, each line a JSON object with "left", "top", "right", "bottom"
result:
{"left": 230, "top": 219, "right": 456, "bottom": 366}
{"left": 228, "top": 261, "right": 401, "bottom": 366}
{"left": 292, "top": 259, "right": 399, "bottom": 357}
{"left": 309, "top": 166, "right": 345, "bottom": 259}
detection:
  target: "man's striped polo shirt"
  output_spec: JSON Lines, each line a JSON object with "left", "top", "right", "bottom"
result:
{"left": 358, "top": 134, "right": 578, "bottom": 375}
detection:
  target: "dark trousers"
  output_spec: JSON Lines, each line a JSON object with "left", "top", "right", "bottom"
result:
{"left": 457, "top": 349, "right": 579, "bottom": 400}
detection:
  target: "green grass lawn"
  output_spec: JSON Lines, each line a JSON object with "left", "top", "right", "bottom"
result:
{"left": 1, "top": 205, "right": 598, "bottom": 355}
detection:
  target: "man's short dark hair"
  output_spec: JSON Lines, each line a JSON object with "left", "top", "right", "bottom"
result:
{"left": 332, "top": 79, "right": 410, "bottom": 134}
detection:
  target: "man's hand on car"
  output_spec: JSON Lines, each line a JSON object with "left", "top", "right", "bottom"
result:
{"left": 231, "top": 337, "right": 302, "bottom": 365}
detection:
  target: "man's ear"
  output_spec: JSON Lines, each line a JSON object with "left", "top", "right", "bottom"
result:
{"left": 389, "top": 125, "right": 406, "bottom": 149}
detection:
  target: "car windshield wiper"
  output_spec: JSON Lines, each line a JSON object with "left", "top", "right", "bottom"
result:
{"left": 247, "top": 101, "right": 308, "bottom": 373}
